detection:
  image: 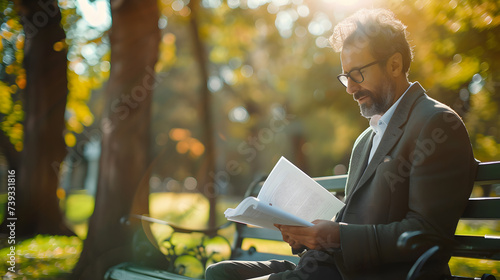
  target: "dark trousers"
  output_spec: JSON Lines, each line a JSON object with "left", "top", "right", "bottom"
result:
{"left": 205, "top": 250, "right": 342, "bottom": 280}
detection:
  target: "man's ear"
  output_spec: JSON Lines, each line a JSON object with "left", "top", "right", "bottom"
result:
{"left": 387, "top": 52, "right": 404, "bottom": 78}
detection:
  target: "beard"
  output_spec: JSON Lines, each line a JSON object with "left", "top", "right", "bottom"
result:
{"left": 355, "top": 76, "right": 396, "bottom": 118}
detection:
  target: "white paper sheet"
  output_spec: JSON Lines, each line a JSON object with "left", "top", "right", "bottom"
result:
{"left": 225, "top": 157, "right": 345, "bottom": 230}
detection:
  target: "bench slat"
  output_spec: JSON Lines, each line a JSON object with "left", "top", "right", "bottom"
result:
{"left": 475, "top": 161, "right": 500, "bottom": 185}
{"left": 453, "top": 235, "right": 500, "bottom": 260}
{"left": 461, "top": 197, "right": 500, "bottom": 219}
{"left": 314, "top": 175, "right": 347, "bottom": 193}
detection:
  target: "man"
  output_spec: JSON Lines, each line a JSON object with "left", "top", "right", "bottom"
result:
{"left": 206, "top": 8, "right": 477, "bottom": 280}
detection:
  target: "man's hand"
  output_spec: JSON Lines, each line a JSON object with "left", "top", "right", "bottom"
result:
{"left": 275, "top": 220, "right": 341, "bottom": 250}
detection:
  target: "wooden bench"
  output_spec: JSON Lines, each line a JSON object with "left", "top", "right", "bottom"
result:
{"left": 105, "top": 162, "right": 499, "bottom": 280}
{"left": 398, "top": 161, "right": 500, "bottom": 280}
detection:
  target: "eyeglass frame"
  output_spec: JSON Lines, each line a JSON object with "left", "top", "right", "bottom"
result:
{"left": 337, "top": 57, "right": 389, "bottom": 88}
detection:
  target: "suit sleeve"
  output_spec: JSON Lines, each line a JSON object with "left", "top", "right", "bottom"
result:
{"left": 338, "top": 110, "right": 477, "bottom": 269}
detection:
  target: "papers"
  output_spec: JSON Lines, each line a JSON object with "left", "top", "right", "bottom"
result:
{"left": 224, "top": 157, "right": 345, "bottom": 231}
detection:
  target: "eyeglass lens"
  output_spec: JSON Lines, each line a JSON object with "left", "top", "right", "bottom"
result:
{"left": 338, "top": 69, "right": 363, "bottom": 87}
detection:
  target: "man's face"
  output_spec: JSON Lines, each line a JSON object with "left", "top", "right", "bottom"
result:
{"left": 340, "top": 46, "right": 396, "bottom": 118}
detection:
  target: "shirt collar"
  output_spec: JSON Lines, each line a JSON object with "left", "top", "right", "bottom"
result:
{"left": 370, "top": 82, "right": 414, "bottom": 134}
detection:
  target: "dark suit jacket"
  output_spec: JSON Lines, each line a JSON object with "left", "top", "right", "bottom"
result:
{"left": 330, "top": 82, "right": 477, "bottom": 279}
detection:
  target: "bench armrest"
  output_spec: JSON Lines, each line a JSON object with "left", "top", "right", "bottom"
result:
{"left": 397, "top": 231, "right": 456, "bottom": 254}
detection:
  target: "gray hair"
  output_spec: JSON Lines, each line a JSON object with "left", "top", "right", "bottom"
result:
{"left": 330, "top": 9, "right": 414, "bottom": 74}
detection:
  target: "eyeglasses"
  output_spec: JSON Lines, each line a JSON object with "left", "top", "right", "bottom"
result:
{"left": 337, "top": 59, "right": 387, "bottom": 88}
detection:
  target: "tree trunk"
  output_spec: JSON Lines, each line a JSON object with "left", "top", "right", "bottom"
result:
{"left": 1, "top": 0, "right": 74, "bottom": 237}
{"left": 71, "top": 0, "right": 160, "bottom": 278}
{"left": 0, "top": 132, "right": 20, "bottom": 181}
{"left": 188, "top": 0, "right": 217, "bottom": 232}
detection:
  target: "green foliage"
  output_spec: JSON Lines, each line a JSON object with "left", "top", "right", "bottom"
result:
{"left": 456, "top": 220, "right": 500, "bottom": 238}
{"left": 388, "top": 0, "right": 500, "bottom": 162}
{"left": 449, "top": 256, "right": 500, "bottom": 278}
{"left": 0, "top": 1, "right": 107, "bottom": 151}
{"left": 159, "top": 232, "right": 231, "bottom": 279}
{"left": 64, "top": 192, "right": 95, "bottom": 223}
{"left": 0, "top": 1, "right": 25, "bottom": 151}
{"left": 0, "top": 235, "right": 82, "bottom": 279}
{"left": 59, "top": 1, "right": 109, "bottom": 147}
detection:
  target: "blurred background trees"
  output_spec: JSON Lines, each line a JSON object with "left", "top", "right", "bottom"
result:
{"left": 0, "top": 0, "right": 499, "bottom": 277}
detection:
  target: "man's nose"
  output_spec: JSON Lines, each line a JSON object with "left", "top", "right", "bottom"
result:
{"left": 346, "top": 78, "right": 359, "bottom": 95}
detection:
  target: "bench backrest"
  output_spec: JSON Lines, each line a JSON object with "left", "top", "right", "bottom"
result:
{"left": 230, "top": 162, "right": 500, "bottom": 263}
{"left": 452, "top": 161, "right": 500, "bottom": 261}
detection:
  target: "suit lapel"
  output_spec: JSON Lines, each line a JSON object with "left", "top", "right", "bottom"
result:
{"left": 350, "top": 82, "right": 426, "bottom": 195}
